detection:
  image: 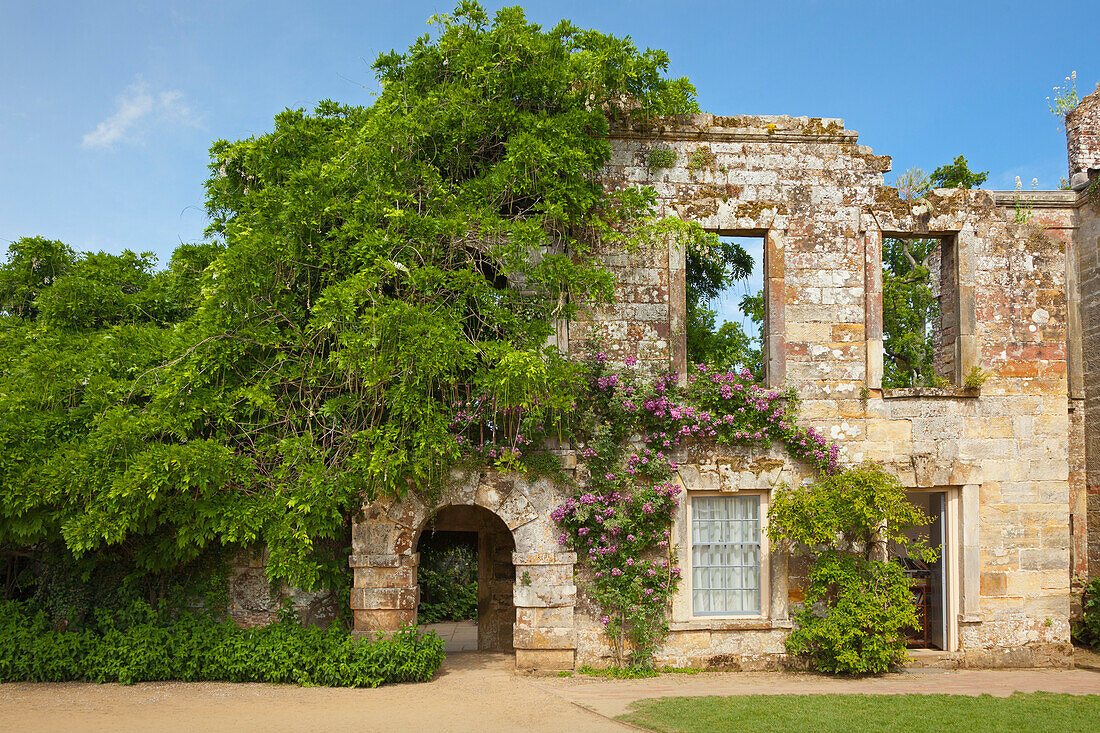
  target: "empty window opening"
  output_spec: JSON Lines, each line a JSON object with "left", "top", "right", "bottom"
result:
{"left": 416, "top": 505, "right": 516, "bottom": 653}
{"left": 686, "top": 234, "right": 764, "bottom": 380}
{"left": 882, "top": 235, "right": 958, "bottom": 388}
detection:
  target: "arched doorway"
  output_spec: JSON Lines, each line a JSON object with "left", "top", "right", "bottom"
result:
{"left": 415, "top": 505, "right": 516, "bottom": 651}
{"left": 348, "top": 473, "right": 579, "bottom": 670}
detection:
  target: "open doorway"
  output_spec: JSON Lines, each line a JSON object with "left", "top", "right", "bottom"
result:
{"left": 890, "top": 489, "right": 959, "bottom": 651}
{"left": 415, "top": 505, "right": 516, "bottom": 653}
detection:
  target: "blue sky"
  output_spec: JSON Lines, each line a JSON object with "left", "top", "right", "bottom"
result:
{"left": 1, "top": 0, "right": 1097, "bottom": 290}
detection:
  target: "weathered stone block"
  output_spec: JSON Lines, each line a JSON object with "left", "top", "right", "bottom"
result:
{"left": 512, "top": 626, "right": 577, "bottom": 650}
{"left": 350, "top": 585, "right": 419, "bottom": 611}
{"left": 353, "top": 609, "right": 416, "bottom": 633}
{"left": 514, "top": 584, "right": 576, "bottom": 608}
{"left": 515, "top": 648, "right": 575, "bottom": 671}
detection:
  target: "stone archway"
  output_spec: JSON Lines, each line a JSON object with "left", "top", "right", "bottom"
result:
{"left": 416, "top": 504, "right": 516, "bottom": 651}
{"left": 349, "top": 472, "right": 578, "bottom": 670}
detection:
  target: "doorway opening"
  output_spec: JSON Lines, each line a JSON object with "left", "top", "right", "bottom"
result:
{"left": 890, "top": 489, "right": 960, "bottom": 651}
{"left": 415, "top": 505, "right": 516, "bottom": 653}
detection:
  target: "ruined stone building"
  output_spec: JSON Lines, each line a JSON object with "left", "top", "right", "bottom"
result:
{"left": 336, "top": 87, "right": 1100, "bottom": 670}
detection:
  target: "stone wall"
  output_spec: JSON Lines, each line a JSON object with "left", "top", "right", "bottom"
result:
{"left": 577, "top": 114, "right": 1079, "bottom": 667}
{"left": 227, "top": 548, "right": 337, "bottom": 627}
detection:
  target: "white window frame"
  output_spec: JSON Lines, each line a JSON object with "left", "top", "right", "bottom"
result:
{"left": 683, "top": 491, "right": 770, "bottom": 620}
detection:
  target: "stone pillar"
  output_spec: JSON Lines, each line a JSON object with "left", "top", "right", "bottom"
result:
{"left": 349, "top": 550, "right": 419, "bottom": 633}
{"left": 512, "top": 551, "right": 577, "bottom": 670}
{"left": 959, "top": 483, "right": 981, "bottom": 625}
{"left": 955, "top": 224, "right": 979, "bottom": 383}
{"left": 863, "top": 225, "right": 883, "bottom": 389}
{"left": 669, "top": 235, "right": 688, "bottom": 383}
{"left": 349, "top": 514, "right": 420, "bottom": 633}
{"left": 769, "top": 540, "right": 790, "bottom": 624}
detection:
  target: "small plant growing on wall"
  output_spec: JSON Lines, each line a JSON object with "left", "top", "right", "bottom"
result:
{"left": 964, "top": 366, "right": 989, "bottom": 390}
{"left": 647, "top": 147, "right": 677, "bottom": 171}
{"left": 768, "top": 464, "right": 938, "bottom": 674}
{"left": 1048, "top": 71, "right": 1080, "bottom": 119}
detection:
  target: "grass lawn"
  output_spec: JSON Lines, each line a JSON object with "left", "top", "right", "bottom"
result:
{"left": 618, "top": 692, "right": 1100, "bottom": 732}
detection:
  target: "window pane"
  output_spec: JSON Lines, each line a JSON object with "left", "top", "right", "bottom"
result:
{"left": 691, "top": 495, "right": 762, "bottom": 616}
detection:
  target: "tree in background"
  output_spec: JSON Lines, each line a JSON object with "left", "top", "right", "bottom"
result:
{"left": 0, "top": 3, "right": 709, "bottom": 602}
{"left": 930, "top": 155, "right": 988, "bottom": 189}
{"left": 882, "top": 156, "right": 987, "bottom": 388}
{"left": 685, "top": 239, "right": 763, "bottom": 379}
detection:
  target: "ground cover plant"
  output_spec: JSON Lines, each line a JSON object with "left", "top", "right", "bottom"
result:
{"left": 0, "top": 599, "right": 443, "bottom": 687}
{"left": 617, "top": 693, "right": 1100, "bottom": 733}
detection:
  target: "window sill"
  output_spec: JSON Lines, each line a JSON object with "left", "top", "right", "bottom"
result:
{"left": 670, "top": 618, "right": 791, "bottom": 632}
{"left": 881, "top": 386, "right": 980, "bottom": 400}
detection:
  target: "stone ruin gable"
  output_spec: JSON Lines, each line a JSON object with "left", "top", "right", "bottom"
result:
{"left": 564, "top": 115, "right": 1079, "bottom": 667}
{"left": 571, "top": 113, "right": 891, "bottom": 382}
{"left": 349, "top": 470, "right": 580, "bottom": 671}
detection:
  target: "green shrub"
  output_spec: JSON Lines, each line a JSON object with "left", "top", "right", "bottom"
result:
{"left": 647, "top": 147, "right": 677, "bottom": 171}
{"left": 785, "top": 554, "right": 921, "bottom": 675}
{"left": 1073, "top": 577, "right": 1100, "bottom": 649}
{"left": 0, "top": 599, "right": 444, "bottom": 687}
{"left": 768, "top": 464, "right": 937, "bottom": 674}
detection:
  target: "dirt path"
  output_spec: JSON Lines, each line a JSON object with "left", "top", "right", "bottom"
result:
{"left": 531, "top": 667, "right": 1100, "bottom": 719}
{"left": 0, "top": 653, "right": 625, "bottom": 733}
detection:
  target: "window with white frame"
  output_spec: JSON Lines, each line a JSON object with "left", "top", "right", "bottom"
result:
{"left": 691, "top": 495, "right": 761, "bottom": 615}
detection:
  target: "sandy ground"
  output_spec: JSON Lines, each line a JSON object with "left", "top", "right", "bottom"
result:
{"left": 7, "top": 650, "right": 1100, "bottom": 732}
{"left": 0, "top": 653, "right": 623, "bottom": 733}
{"left": 420, "top": 620, "right": 479, "bottom": 652}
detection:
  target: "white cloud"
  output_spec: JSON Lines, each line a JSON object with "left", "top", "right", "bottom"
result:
{"left": 82, "top": 78, "right": 198, "bottom": 149}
